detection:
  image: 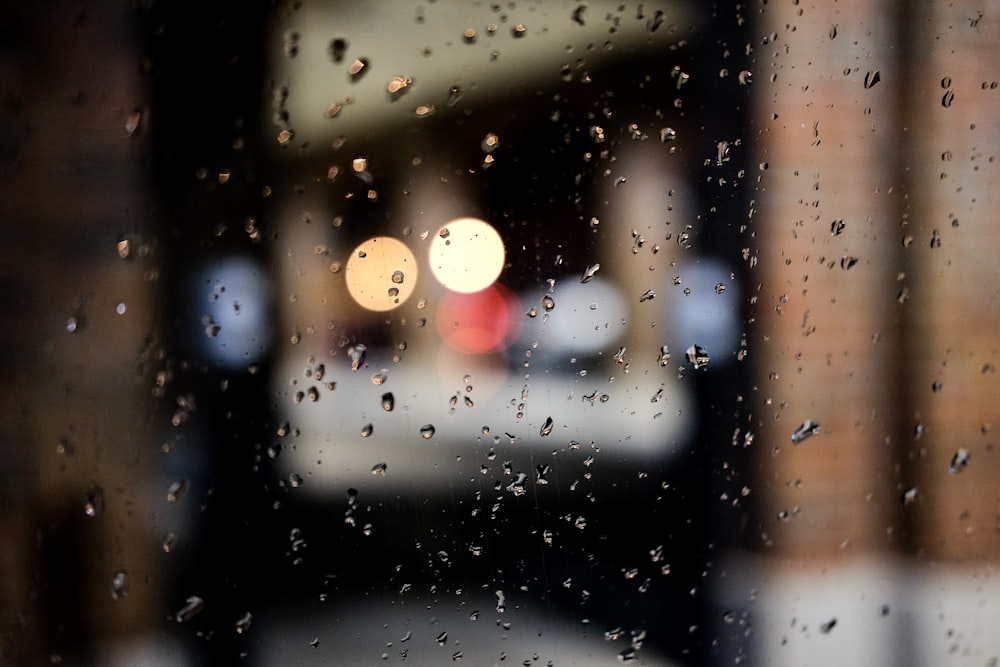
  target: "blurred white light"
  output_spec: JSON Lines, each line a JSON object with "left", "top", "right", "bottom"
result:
{"left": 517, "top": 277, "right": 629, "bottom": 357}
{"left": 429, "top": 217, "right": 505, "bottom": 293}
{"left": 668, "top": 258, "right": 740, "bottom": 367}
{"left": 193, "top": 257, "right": 273, "bottom": 368}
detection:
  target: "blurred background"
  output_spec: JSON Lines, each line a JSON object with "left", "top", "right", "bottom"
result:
{"left": 1, "top": 1, "right": 998, "bottom": 665}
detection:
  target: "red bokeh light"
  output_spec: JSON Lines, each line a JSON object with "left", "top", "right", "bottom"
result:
{"left": 435, "top": 283, "right": 522, "bottom": 354}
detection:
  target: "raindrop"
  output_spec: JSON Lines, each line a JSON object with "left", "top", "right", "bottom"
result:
{"left": 830, "top": 219, "right": 846, "bottom": 236}
{"left": 166, "top": 478, "right": 190, "bottom": 503}
{"left": 306, "top": 386, "right": 320, "bottom": 402}
{"left": 386, "top": 75, "right": 413, "bottom": 98}
{"left": 685, "top": 344, "right": 710, "bottom": 369}
{"left": 819, "top": 618, "right": 837, "bottom": 634}
{"left": 391, "top": 270, "right": 405, "bottom": 284}
{"left": 162, "top": 532, "right": 178, "bottom": 553}
{"left": 840, "top": 256, "right": 859, "bottom": 270}
{"left": 111, "top": 571, "right": 129, "bottom": 600}
{"left": 436, "top": 631, "right": 448, "bottom": 646}
{"left": 235, "top": 612, "right": 253, "bottom": 634}
{"left": 371, "top": 368, "right": 389, "bottom": 385}
{"left": 361, "top": 423, "right": 373, "bottom": 438}
{"left": 349, "top": 344, "right": 367, "bottom": 370}
{"left": 864, "top": 69, "right": 881, "bottom": 89}
{"left": 541, "top": 295, "right": 555, "bottom": 311}
{"left": 539, "top": 416, "right": 554, "bottom": 437}
{"left": 481, "top": 132, "right": 500, "bottom": 153}
{"left": 941, "top": 76, "right": 952, "bottom": 89}
{"left": 948, "top": 447, "right": 970, "bottom": 474}
{"left": 646, "top": 9, "right": 664, "bottom": 32}
{"left": 580, "top": 263, "right": 601, "bottom": 283}
{"left": 942, "top": 90, "right": 955, "bottom": 108}
{"left": 447, "top": 86, "right": 463, "bottom": 106}
{"left": 329, "top": 38, "right": 348, "bottom": 63}
{"left": 420, "top": 424, "right": 436, "bottom": 439}
{"left": 639, "top": 289, "right": 656, "bottom": 302}
{"left": 348, "top": 58, "right": 369, "bottom": 81}
{"left": 381, "top": 392, "right": 395, "bottom": 411}
{"left": 175, "top": 596, "right": 205, "bottom": 623}
{"left": 657, "top": 345, "right": 671, "bottom": 367}
{"left": 84, "top": 485, "right": 105, "bottom": 517}
{"left": 659, "top": 127, "right": 677, "bottom": 143}
{"left": 495, "top": 589, "right": 506, "bottom": 612}
{"left": 790, "top": 420, "right": 820, "bottom": 444}
{"left": 371, "top": 462, "right": 388, "bottom": 475}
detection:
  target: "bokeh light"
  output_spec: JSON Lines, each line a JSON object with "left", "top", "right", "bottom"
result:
{"left": 345, "top": 236, "right": 417, "bottom": 311}
{"left": 193, "top": 257, "right": 273, "bottom": 368}
{"left": 435, "top": 283, "right": 522, "bottom": 354}
{"left": 428, "top": 217, "right": 505, "bottom": 293}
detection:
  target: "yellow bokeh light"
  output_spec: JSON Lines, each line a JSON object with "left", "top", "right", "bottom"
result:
{"left": 428, "top": 217, "right": 505, "bottom": 293}
{"left": 345, "top": 236, "right": 417, "bottom": 311}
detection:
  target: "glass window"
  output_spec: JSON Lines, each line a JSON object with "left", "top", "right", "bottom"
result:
{"left": 3, "top": 1, "right": 998, "bottom": 666}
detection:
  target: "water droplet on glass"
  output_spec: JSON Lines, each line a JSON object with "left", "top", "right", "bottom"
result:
{"left": 349, "top": 344, "right": 367, "bottom": 371}
{"left": 111, "top": 570, "right": 129, "bottom": 600}
{"left": 685, "top": 344, "right": 710, "bottom": 369}
{"left": 481, "top": 132, "right": 500, "bottom": 153}
{"left": 84, "top": 485, "right": 105, "bottom": 517}
{"left": 386, "top": 75, "right": 413, "bottom": 98}
{"left": 166, "top": 478, "right": 190, "bottom": 503}
{"left": 639, "top": 289, "right": 656, "bottom": 302}
{"left": 162, "top": 532, "right": 178, "bottom": 553}
{"left": 235, "top": 611, "right": 253, "bottom": 634}
{"left": 390, "top": 270, "right": 405, "bottom": 284}
{"left": 495, "top": 589, "right": 506, "bottom": 612}
{"left": 348, "top": 58, "right": 369, "bottom": 81}
{"left": 420, "top": 424, "right": 436, "bottom": 439}
{"left": 371, "top": 369, "right": 389, "bottom": 385}
{"left": 830, "top": 219, "right": 846, "bottom": 236}
{"left": 371, "top": 462, "right": 387, "bottom": 476}
{"left": 581, "top": 263, "right": 601, "bottom": 283}
{"left": 840, "top": 256, "right": 859, "bottom": 270}
{"left": 541, "top": 295, "right": 555, "bottom": 311}
{"left": 447, "top": 85, "right": 463, "bottom": 106}
{"left": 381, "top": 392, "right": 395, "bottom": 411}
{"left": 329, "top": 38, "right": 348, "bottom": 63}
{"left": 539, "top": 416, "right": 554, "bottom": 437}
{"left": 790, "top": 420, "right": 820, "bottom": 444}
{"left": 175, "top": 596, "right": 205, "bottom": 623}
{"left": 361, "top": 423, "right": 373, "bottom": 438}
{"left": 436, "top": 631, "right": 449, "bottom": 645}
{"left": 949, "top": 447, "right": 970, "bottom": 474}
{"left": 646, "top": 9, "right": 664, "bottom": 32}
{"left": 942, "top": 89, "right": 955, "bottom": 108}
{"left": 864, "top": 69, "right": 881, "bottom": 89}
{"left": 657, "top": 345, "right": 671, "bottom": 367}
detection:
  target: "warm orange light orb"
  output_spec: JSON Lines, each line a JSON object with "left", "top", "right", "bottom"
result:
{"left": 345, "top": 236, "right": 417, "bottom": 311}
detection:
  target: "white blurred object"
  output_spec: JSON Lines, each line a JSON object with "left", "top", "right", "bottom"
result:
{"left": 192, "top": 257, "right": 274, "bottom": 369}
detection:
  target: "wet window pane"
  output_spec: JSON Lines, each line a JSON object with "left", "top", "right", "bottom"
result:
{"left": 3, "top": 1, "right": 999, "bottom": 666}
